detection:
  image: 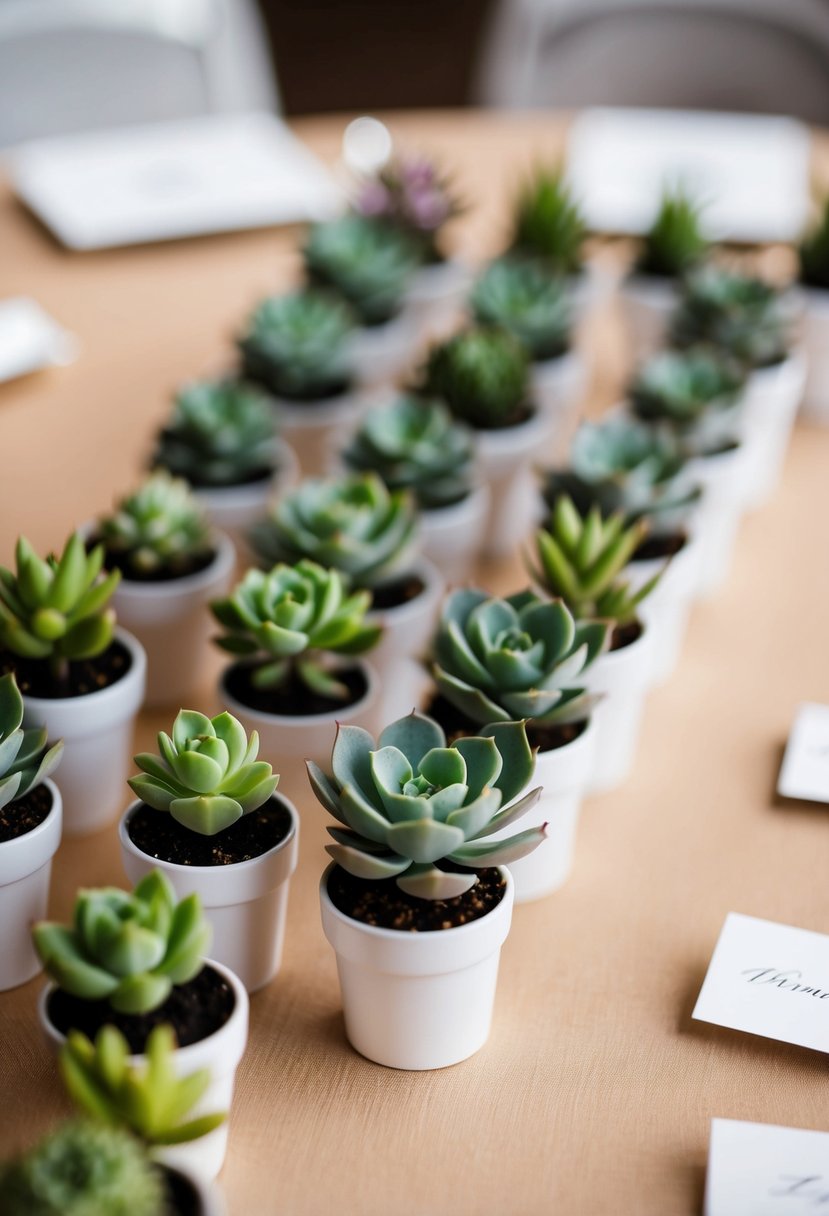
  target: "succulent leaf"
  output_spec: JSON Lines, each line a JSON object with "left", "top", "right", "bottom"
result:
{"left": 239, "top": 290, "right": 355, "bottom": 400}
{"left": 671, "top": 265, "right": 792, "bottom": 369}
{"left": 96, "top": 472, "right": 213, "bottom": 579}
{"left": 421, "top": 326, "right": 530, "bottom": 429}
{"left": 510, "top": 168, "right": 586, "bottom": 275}
{"left": 303, "top": 214, "right": 419, "bottom": 326}
{"left": 471, "top": 255, "right": 573, "bottom": 361}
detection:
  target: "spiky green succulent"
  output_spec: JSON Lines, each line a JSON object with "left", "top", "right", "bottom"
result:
{"left": 0, "top": 533, "right": 120, "bottom": 684}
{"left": 96, "top": 472, "right": 212, "bottom": 579}
{"left": 128, "top": 709, "right": 278, "bottom": 836}
{"left": 238, "top": 290, "right": 355, "bottom": 401}
{"left": 636, "top": 189, "right": 707, "bottom": 278}
{"left": 421, "top": 326, "right": 531, "bottom": 429}
{"left": 629, "top": 346, "right": 745, "bottom": 454}
{"left": 510, "top": 168, "right": 586, "bottom": 276}
{"left": 308, "top": 712, "right": 545, "bottom": 901}
{"left": 470, "top": 256, "right": 573, "bottom": 362}
{"left": 671, "top": 265, "right": 791, "bottom": 368}
{"left": 249, "top": 473, "right": 419, "bottom": 590}
{"left": 60, "top": 1024, "right": 226, "bottom": 1148}
{"left": 303, "top": 215, "right": 419, "bottom": 326}
{"left": 212, "top": 560, "right": 381, "bottom": 700}
{"left": 799, "top": 195, "right": 829, "bottom": 290}
{"left": 432, "top": 589, "right": 607, "bottom": 728}
{"left": 155, "top": 377, "right": 279, "bottom": 489}
{"left": 0, "top": 673, "right": 62, "bottom": 811}
{"left": 33, "top": 871, "right": 210, "bottom": 1016}
{"left": 0, "top": 1121, "right": 165, "bottom": 1216}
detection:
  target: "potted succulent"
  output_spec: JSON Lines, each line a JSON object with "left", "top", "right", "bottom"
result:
{"left": 0, "top": 673, "right": 63, "bottom": 990}
{"left": 93, "top": 473, "right": 235, "bottom": 708}
{"left": 307, "top": 711, "right": 545, "bottom": 1069}
{"left": 120, "top": 708, "right": 298, "bottom": 994}
{"left": 237, "top": 289, "right": 362, "bottom": 477}
{"left": 529, "top": 497, "right": 661, "bottom": 793}
{"left": 340, "top": 395, "right": 489, "bottom": 579}
{"left": 429, "top": 590, "right": 606, "bottom": 900}
{"left": 154, "top": 376, "right": 298, "bottom": 554}
{"left": 421, "top": 326, "right": 551, "bottom": 559}
{"left": 33, "top": 870, "right": 248, "bottom": 1180}
{"left": 797, "top": 195, "right": 829, "bottom": 421}
{"left": 0, "top": 533, "right": 146, "bottom": 835}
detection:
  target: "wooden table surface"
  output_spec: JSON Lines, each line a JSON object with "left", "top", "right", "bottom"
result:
{"left": 2, "top": 110, "right": 829, "bottom": 1216}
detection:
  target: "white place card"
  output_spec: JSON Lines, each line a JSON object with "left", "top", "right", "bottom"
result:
{"left": 693, "top": 913, "right": 829, "bottom": 1055}
{"left": 778, "top": 703, "right": 829, "bottom": 804}
{"left": 0, "top": 297, "right": 77, "bottom": 383}
{"left": 706, "top": 1118, "right": 829, "bottom": 1216}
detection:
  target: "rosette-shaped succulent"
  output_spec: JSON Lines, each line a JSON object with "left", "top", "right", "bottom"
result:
{"left": 510, "top": 168, "right": 586, "bottom": 276}
{"left": 33, "top": 870, "right": 210, "bottom": 1015}
{"left": 249, "top": 473, "right": 419, "bottom": 590}
{"left": 432, "top": 589, "right": 607, "bottom": 727}
{"left": 470, "top": 256, "right": 573, "bottom": 362}
{"left": 308, "top": 712, "right": 545, "bottom": 900}
{"left": 342, "top": 396, "right": 476, "bottom": 510}
{"left": 96, "top": 472, "right": 212, "bottom": 579}
{"left": 128, "top": 708, "right": 278, "bottom": 836}
{"left": 303, "top": 214, "right": 419, "bottom": 326}
{"left": 0, "top": 673, "right": 63, "bottom": 811}
{"left": 629, "top": 346, "right": 745, "bottom": 454}
{"left": 238, "top": 289, "right": 355, "bottom": 401}
{"left": 0, "top": 533, "right": 120, "bottom": 684}
{"left": 421, "top": 326, "right": 531, "bottom": 429}
{"left": 799, "top": 195, "right": 829, "bottom": 290}
{"left": 354, "top": 152, "right": 463, "bottom": 261}
{"left": 671, "top": 265, "right": 792, "bottom": 368}
{"left": 155, "top": 377, "right": 279, "bottom": 488}
{"left": 636, "top": 188, "right": 708, "bottom": 278}
{"left": 211, "top": 560, "right": 381, "bottom": 698}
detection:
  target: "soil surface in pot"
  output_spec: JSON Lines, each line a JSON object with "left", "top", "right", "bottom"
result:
{"left": 225, "top": 662, "right": 367, "bottom": 718}
{"left": 87, "top": 536, "right": 216, "bottom": 583}
{"left": 0, "top": 639, "right": 131, "bottom": 699}
{"left": 328, "top": 864, "right": 505, "bottom": 931}
{"left": 158, "top": 461, "right": 274, "bottom": 492}
{"left": 370, "top": 573, "right": 426, "bottom": 611}
{"left": 128, "top": 796, "right": 293, "bottom": 867}
{"left": 426, "top": 693, "right": 586, "bottom": 754}
{"left": 163, "top": 1168, "right": 203, "bottom": 1216}
{"left": 633, "top": 531, "right": 686, "bottom": 562}
{"left": 609, "top": 619, "right": 643, "bottom": 653}
{"left": 0, "top": 783, "right": 52, "bottom": 843}
{"left": 46, "top": 963, "right": 234, "bottom": 1054}
{"left": 469, "top": 402, "right": 534, "bottom": 431}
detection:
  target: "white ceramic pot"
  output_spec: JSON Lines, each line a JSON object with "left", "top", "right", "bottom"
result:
{"left": 0, "top": 778, "right": 61, "bottom": 991}
{"left": 686, "top": 442, "right": 755, "bottom": 599}
{"left": 22, "top": 630, "right": 146, "bottom": 837}
{"left": 119, "top": 796, "right": 299, "bottom": 994}
{"left": 738, "top": 349, "right": 807, "bottom": 507}
{"left": 163, "top": 1167, "right": 227, "bottom": 1216}
{"left": 320, "top": 862, "right": 514, "bottom": 1070}
{"left": 626, "top": 528, "right": 703, "bottom": 685}
{"left": 475, "top": 408, "right": 554, "bottom": 560}
{"left": 349, "top": 312, "right": 417, "bottom": 389}
{"left": 531, "top": 349, "right": 586, "bottom": 461}
{"left": 272, "top": 391, "right": 366, "bottom": 478}
{"left": 800, "top": 287, "right": 829, "bottom": 422}
{"left": 404, "top": 258, "right": 470, "bottom": 343}
{"left": 619, "top": 274, "right": 677, "bottom": 359}
{"left": 367, "top": 558, "right": 444, "bottom": 723}
{"left": 580, "top": 622, "right": 656, "bottom": 794}
{"left": 38, "top": 958, "right": 248, "bottom": 1180}
{"left": 192, "top": 439, "right": 299, "bottom": 558}
{"left": 418, "top": 484, "right": 490, "bottom": 581}
{"left": 110, "top": 532, "right": 235, "bottom": 709}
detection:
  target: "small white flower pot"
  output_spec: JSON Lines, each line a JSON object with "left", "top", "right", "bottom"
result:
{"left": 626, "top": 528, "right": 704, "bottom": 685}
{"left": 531, "top": 348, "right": 586, "bottom": 461}
{"left": 191, "top": 439, "right": 299, "bottom": 558}
{"left": 320, "top": 862, "right": 514, "bottom": 1070}
{"left": 38, "top": 958, "right": 248, "bottom": 1180}
{"left": 163, "top": 1167, "right": 227, "bottom": 1216}
{"left": 367, "top": 558, "right": 444, "bottom": 723}
{"left": 580, "top": 622, "right": 656, "bottom": 794}
{"left": 349, "top": 312, "right": 418, "bottom": 389}
{"left": 271, "top": 391, "right": 366, "bottom": 478}
{"left": 619, "top": 274, "right": 677, "bottom": 359}
{"left": 418, "top": 483, "right": 490, "bottom": 581}
{"left": 475, "top": 408, "right": 554, "bottom": 560}
{"left": 686, "top": 442, "right": 755, "bottom": 599}
{"left": 0, "top": 778, "right": 61, "bottom": 991}
{"left": 404, "top": 258, "right": 470, "bottom": 343}
{"left": 110, "top": 533, "right": 235, "bottom": 709}
{"left": 800, "top": 287, "right": 829, "bottom": 422}
{"left": 119, "top": 796, "right": 299, "bottom": 994}
{"left": 22, "top": 630, "right": 146, "bottom": 837}
{"left": 738, "top": 349, "right": 807, "bottom": 507}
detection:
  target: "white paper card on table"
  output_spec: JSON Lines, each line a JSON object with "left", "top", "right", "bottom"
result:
{"left": 778, "top": 702, "right": 829, "bottom": 803}
{"left": 0, "top": 298, "right": 77, "bottom": 383}
{"left": 705, "top": 1118, "right": 829, "bottom": 1216}
{"left": 10, "top": 112, "right": 342, "bottom": 251}
{"left": 693, "top": 913, "right": 829, "bottom": 1055}
{"left": 566, "top": 107, "right": 810, "bottom": 243}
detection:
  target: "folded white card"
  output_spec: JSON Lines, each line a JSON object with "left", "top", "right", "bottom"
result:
{"left": 778, "top": 703, "right": 829, "bottom": 804}
{"left": 0, "top": 297, "right": 77, "bottom": 383}
{"left": 693, "top": 913, "right": 829, "bottom": 1054}
{"left": 706, "top": 1118, "right": 829, "bottom": 1216}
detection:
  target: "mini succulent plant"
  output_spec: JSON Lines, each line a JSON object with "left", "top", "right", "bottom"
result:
{"left": 96, "top": 472, "right": 213, "bottom": 580}
{"left": 799, "top": 195, "right": 829, "bottom": 290}
{"left": 0, "top": 1121, "right": 166, "bottom": 1216}
{"left": 212, "top": 560, "right": 381, "bottom": 700}
{"left": 155, "top": 377, "right": 279, "bottom": 489}
{"left": 237, "top": 290, "right": 355, "bottom": 401}
{"left": 0, "top": 672, "right": 62, "bottom": 812}
{"left": 470, "top": 257, "right": 573, "bottom": 362}
{"left": 0, "top": 533, "right": 120, "bottom": 685}
{"left": 308, "top": 712, "right": 545, "bottom": 900}
{"left": 432, "top": 589, "right": 607, "bottom": 728}
{"left": 629, "top": 346, "right": 745, "bottom": 454}
{"left": 60, "top": 1024, "right": 226, "bottom": 1147}
{"left": 421, "top": 326, "right": 531, "bottom": 429}
{"left": 33, "top": 870, "right": 210, "bottom": 1016}
{"left": 128, "top": 709, "right": 278, "bottom": 836}
{"left": 303, "top": 214, "right": 419, "bottom": 326}
{"left": 671, "top": 265, "right": 791, "bottom": 368}
{"left": 354, "top": 152, "right": 463, "bottom": 262}
{"left": 249, "top": 472, "right": 419, "bottom": 590}
{"left": 510, "top": 168, "right": 586, "bottom": 276}
{"left": 635, "top": 188, "right": 708, "bottom": 279}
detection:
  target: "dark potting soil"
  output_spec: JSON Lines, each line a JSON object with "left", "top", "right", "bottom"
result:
{"left": 46, "top": 964, "right": 234, "bottom": 1054}
{"left": 128, "top": 796, "right": 293, "bottom": 867}
{"left": 163, "top": 1168, "right": 202, "bottom": 1216}
{"left": 470, "top": 403, "right": 534, "bottom": 432}
{"left": 87, "top": 537, "right": 216, "bottom": 584}
{"left": 0, "top": 783, "right": 52, "bottom": 843}
{"left": 0, "top": 639, "right": 131, "bottom": 699}
{"left": 633, "top": 531, "right": 686, "bottom": 562}
{"left": 327, "top": 863, "right": 506, "bottom": 931}
{"left": 370, "top": 573, "right": 426, "bottom": 611}
{"left": 155, "top": 461, "right": 274, "bottom": 491}
{"left": 224, "top": 662, "right": 367, "bottom": 717}
{"left": 426, "top": 693, "right": 587, "bottom": 754}
{"left": 609, "top": 619, "right": 643, "bottom": 652}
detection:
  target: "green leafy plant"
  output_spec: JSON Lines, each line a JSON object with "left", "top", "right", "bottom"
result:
{"left": 636, "top": 188, "right": 707, "bottom": 278}
{"left": 0, "top": 533, "right": 120, "bottom": 685}
{"left": 303, "top": 215, "right": 419, "bottom": 326}
{"left": 629, "top": 346, "right": 745, "bottom": 454}
{"left": 211, "top": 559, "right": 381, "bottom": 700}
{"left": 33, "top": 871, "right": 210, "bottom": 1016}
{"left": 470, "top": 256, "right": 573, "bottom": 361}
{"left": 799, "top": 195, "right": 829, "bottom": 290}
{"left": 238, "top": 290, "right": 355, "bottom": 401}
{"left": 421, "top": 326, "right": 531, "bottom": 429}
{"left": 249, "top": 473, "right": 419, "bottom": 590}
{"left": 128, "top": 709, "right": 278, "bottom": 836}
{"left": 671, "top": 265, "right": 791, "bottom": 368}
{"left": 0, "top": 672, "right": 62, "bottom": 814}
{"left": 307, "top": 712, "right": 545, "bottom": 900}
{"left": 432, "top": 589, "right": 607, "bottom": 727}
{"left": 96, "top": 472, "right": 212, "bottom": 579}
{"left": 354, "top": 152, "right": 464, "bottom": 262}
{"left": 510, "top": 168, "right": 586, "bottom": 276}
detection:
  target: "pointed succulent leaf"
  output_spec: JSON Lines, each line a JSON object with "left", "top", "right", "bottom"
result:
{"left": 396, "top": 866, "right": 478, "bottom": 900}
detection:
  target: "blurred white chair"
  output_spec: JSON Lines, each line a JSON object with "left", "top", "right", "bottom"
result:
{"left": 476, "top": 0, "right": 829, "bottom": 123}
{"left": 0, "top": 0, "right": 278, "bottom": 149}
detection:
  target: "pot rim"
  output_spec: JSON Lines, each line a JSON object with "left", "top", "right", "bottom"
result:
{"left": 191, "top": 437, "right": 297, "bottom": 502}
{"left": 0, "top": 777, "right": 62, "bottom": 879}
{"left": 108, "top": 529, "right": 235, "bottom": 603}
{"left": 473, "top": 403, "right": 549, "bottom": 451}
{"left": 20, "top": 627, "right": 147, "bottom": 712}
{"left": 160, "top": 1164, "right": 226, "bottom": 1216}
{"left": 219, "top": 657, "right": 378, "bottom": 728}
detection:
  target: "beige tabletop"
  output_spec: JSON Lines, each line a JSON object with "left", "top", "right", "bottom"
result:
{"left": 2, "top": 110, "right": 829, "bottom": 1216}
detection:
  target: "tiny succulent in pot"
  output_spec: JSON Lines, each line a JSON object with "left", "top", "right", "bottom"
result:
{"left": 237, "top": 290, "right": 355, "bottom": 401}
{"left": 0, "top": 671, "right": 63, "bottom": 811}
{"left": 96, "top": 472, "right": 213, "bottom": 580}
{"left": 33, "top": 869, "right": 211, "bottom": 1015}
{"left": 432, "top": 588, "right": 607, "bottom": 728}
{"left": 671, "top": 265, "right": 792, "bottom": 368}
{"left": 470, "top": 256, "right": 573, "bottom": 362}
{"left": 629, "top": 346, "right": 745, "bottom": 453}
{"left": 799, "top": 195, "right": 829, "bottom": 290}
{"left": 421, "top": 326, "right": 531, "bottom": 429}
{"left": 354, "top": 152, "right": 463, "bottom": 263}
{"left": 510, "top": 168, "right": 586, "bottom": 276}
{"left": 303, "top": 214, "right": 420, "bottom": 327}
{"left": 308, "top": 711, "right": 545, "bottom": 900}
{"left": 635, "top": 188, "right": 708, "bottom": 279}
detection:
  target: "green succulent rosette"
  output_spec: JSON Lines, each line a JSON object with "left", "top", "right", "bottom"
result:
{"left": 97, "top": 471, "right": 212, "bottom": 579}
{"left": 635, "top": 189, "right": 707, "bottom": 278}
{"left": 421, "top": 326, "right": 531, "bottom": 429}
{"left": 303, "top": 214, "right": 419, "bottom": 326}
{"left": 238, "top": 290, "right": 355, "bottom": 401}
{"left": 671, "top": 265, "right": 792, "bottom": 369}
{"left": 510, "top": 168, "right": 586, "bottom": 276}
{"left": 0, "top": 672, "right": 63, "bottom": 811}
{"left": 629, "top": 346, "right": 746, "bottom": 454}
{"left": 470, "top": 256, "right": 573, "bottom": 362}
